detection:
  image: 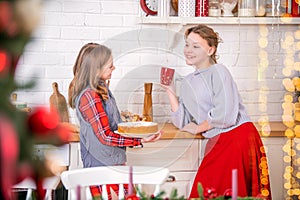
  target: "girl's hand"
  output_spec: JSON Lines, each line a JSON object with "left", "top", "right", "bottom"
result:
{"left": 141, "top": 131, "right": 162, "bottom": 143}
{"left": 160, "top": 83, "right": 176, "bottom": 95}
{"left": 180, "top": 121, "right": 212, "bottom": 135}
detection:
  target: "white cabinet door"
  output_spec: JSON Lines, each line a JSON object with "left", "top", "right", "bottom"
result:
{"left": 127, "top": 139, "right": 199, "bottom": 171}
{"left": 69, "top": 142, "right": 83, "bottom": 170}
{"left": 261, "top": 137, "right": 287, "bottom": 199}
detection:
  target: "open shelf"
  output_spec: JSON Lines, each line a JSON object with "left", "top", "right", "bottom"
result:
{"left": 138, "top": 16, "right": 300, "bottom": 25}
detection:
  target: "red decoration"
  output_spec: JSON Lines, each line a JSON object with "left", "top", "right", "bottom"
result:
{"left": 203, "top": 187, "right": 217, "bottom": 199}
{"left": 126, "top": 194, "right": 140, "bottom": 200}
{"left": 224, "top": 188, "right": 232, "bottom": 199}
{"left": 0, "top": 50, "right": 9, "bottom": 76}
{"left": 140, "top": 0, "right": 157, "bottom": 16}
{"left": 292, "top": 0, "right": 300, "bottom": 17}
{"left": 195, "top": 0, "right": 209, "bottom": 17}
{"left": 0, "top": 115, "right": 19, "bottom": 200}
{"left": 27, "top": 107, "right": 60, "bottom": 135}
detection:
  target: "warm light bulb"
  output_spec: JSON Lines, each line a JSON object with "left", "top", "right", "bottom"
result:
{"left": 295, "top": 30, "right": 300, "bottom": 40}
{"left": 284, "top": 93, "right": 294, "bottom": 102}
{"left": 282, "top": 68, "right": 292, "bottom": 77}
{"left": 259, "top": 49, "right": 268, "bottom": 58}
{"left": 258, "top": 37, "right": 268, "bottom": 48}
{"left": 294, "top": 62, "right": 300, "bottom": 71}
{"left": 259, "top": 25, "right": 268, "bottom": 37}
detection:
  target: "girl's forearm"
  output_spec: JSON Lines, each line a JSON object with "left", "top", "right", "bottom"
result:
{"left": 166, "top": 89, "right": 179, "bottom": 112}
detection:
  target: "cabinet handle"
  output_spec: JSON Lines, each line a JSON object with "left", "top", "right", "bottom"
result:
{"left": 166, "top": 175, "right": 176, "bottom": 182}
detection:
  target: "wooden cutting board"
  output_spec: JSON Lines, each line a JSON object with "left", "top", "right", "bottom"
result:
{"left": 49, "top": 82, "right": 70, "bottom": 122}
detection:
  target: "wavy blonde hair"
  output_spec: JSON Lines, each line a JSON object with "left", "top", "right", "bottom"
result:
{"left": 68, "top": 43, "right": 98, "bottom": 107}
{"left": 70, "top": 44, "right": 112, "bottom": 108}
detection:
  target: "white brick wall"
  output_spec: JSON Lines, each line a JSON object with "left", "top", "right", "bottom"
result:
{"left": 14, "top": 0, "right": 300, "bottom": 124}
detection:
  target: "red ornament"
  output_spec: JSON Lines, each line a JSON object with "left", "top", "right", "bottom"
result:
{"left": 203, "top": 187, "right": 217, "bottom": 199}
{"left": 27, "top": 107, "right": 60, "bottom": 135}
{"left": 223, "top": 188, "right": 232, "bottom": 199}
{"left": 126, "top": 194, "right": 140, "bottom": 200}
{"left": 0, "top": 50, "right": 10, "bottom": 76}
{"left": 55, "top": 124, "right": 72, "bottom": 144}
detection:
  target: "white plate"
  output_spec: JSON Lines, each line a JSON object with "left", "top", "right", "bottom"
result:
{"left": 115, "top": 131, "right": 159, "bottom": 138}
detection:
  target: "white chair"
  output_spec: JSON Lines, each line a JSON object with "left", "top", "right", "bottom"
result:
{"left": 12, "top": 176, "right": 61, "bottom": 200}
{"left": 60, "top": 166, "right": 170, "bottom": 200}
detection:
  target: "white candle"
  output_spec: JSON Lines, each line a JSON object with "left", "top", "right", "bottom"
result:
{"left": 232, "top": 169, "right": 238, "bottom": 200}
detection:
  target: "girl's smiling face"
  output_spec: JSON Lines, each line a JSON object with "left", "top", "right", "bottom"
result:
{"left": 184, "top": 32, "right": 215, "bottom": 69}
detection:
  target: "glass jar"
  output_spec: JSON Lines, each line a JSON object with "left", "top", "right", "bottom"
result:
{"left": 255, "top": 0, "right": 266, "bottom": 16}
{"left": 219, "top": 0, "right": 238, "bottom": 16}
{"left": 209, "top": 0, "right": 221, "bottom": 17}
{"left": 265, "top": 0, "right": 283, "bottom": 16}
{"left": 238, "top": 0, "right": 255, "bottom": 17}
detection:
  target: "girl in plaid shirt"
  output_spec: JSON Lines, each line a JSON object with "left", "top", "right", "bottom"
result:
{"left": 69, "top": 44, "right": 161, "bottom": 199}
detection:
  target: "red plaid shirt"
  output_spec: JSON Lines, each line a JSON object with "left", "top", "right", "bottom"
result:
{"left": 79, "top": 88, "right": 142, "bottom": 147}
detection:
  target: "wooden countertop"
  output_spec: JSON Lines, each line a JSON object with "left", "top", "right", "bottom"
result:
{"left": 69, "top": 121, "right": 287, "bottom": 142}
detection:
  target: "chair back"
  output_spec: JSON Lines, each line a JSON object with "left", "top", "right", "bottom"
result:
{"left": 60, "top": 166, "right": 170, "bottom": 200}
{"left": 12, "top": 176, "right": 60, "bottom": 200}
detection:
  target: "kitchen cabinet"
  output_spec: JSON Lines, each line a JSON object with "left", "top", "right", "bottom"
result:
{"left": 68, "top": 139, "right": 199, "bottom": 197}
{"left": 127, "top": 139, "right": 199, "bottom": 198}
{"left": 67, "top": 122, "right": 288, "bottom": 199}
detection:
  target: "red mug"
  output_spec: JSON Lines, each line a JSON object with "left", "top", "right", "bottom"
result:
{"left": 160, "top": 67, "right": 175, "bottom": 86}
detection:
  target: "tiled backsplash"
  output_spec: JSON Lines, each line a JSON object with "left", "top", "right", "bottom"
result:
{"left": 14, "top": 0, "right": 300, "bottom": 125}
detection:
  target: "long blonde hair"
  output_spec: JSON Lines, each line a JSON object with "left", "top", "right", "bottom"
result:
{"left": 70, "top": 44, "right": 112, "bottom": 108}
{"left": 68, "top": 43, "right": 98, "bottom": 107}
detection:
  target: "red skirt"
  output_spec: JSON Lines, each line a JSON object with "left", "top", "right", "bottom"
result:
{"left": 189, "top": 122, "right": 272, "bottom": 199}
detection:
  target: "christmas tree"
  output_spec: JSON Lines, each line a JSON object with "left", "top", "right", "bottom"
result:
{"left": 0, "top": 1, "right": 72, "bottom": 199}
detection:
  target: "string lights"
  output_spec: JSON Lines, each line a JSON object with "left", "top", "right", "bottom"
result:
{"left": 281, "top": 17, "right": 300, "bottom": 198}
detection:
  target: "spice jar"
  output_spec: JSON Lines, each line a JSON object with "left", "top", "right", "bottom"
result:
{"left": 238, "top": 0, "right": 255, "bottom": 17}
{"left": 209, "top": 0, "right": 221, "bottom": 17}
{"left": 255, "top": 0, "right": 266, "bottom": 16}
